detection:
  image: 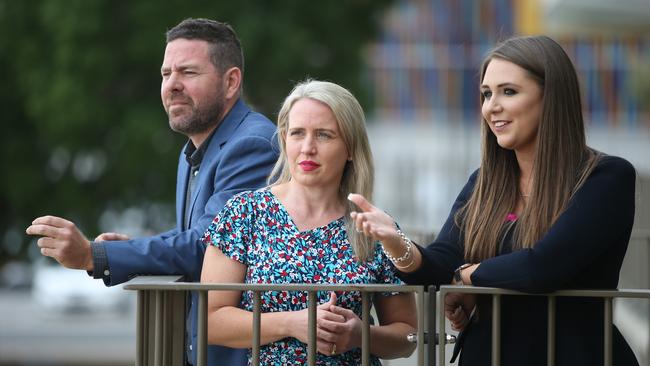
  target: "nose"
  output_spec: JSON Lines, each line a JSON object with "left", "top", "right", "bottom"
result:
{"left": 162, "top": 71, "right": 183, "bottom": 96}
{"left": 483, "top": 95, "right": 502, "bottom": 116}
{"left": 300, "top": 135, "right": 317, "bottom": 155}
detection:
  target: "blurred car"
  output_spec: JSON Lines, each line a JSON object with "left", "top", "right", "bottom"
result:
{"left": 0, "top": 260, "right": 33, "bottom": 289}
{"left": 31, "top": 259, "right": 132, "bottom": 316}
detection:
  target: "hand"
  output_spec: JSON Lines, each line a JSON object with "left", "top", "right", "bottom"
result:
{"left": 289, "top": 292, "right": 345, "bottom": 355}
{"left": 316, "top": 302, "right": 362, "bottom": 355}
{"left": 95, "top": 232, "right": 130, "bottom": 242}
{"left": 26, "top": 215, "right": 94, "bottom": 271}
{"left": 444, "top": 292, "right": 477, "bottom": 332}
{"left": 347, "top": 193, "right": 400, "bottom": 243}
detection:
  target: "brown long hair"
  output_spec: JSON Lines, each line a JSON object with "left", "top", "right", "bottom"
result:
{"left": 458, "top": 36, "right": 600, "bottom": 262}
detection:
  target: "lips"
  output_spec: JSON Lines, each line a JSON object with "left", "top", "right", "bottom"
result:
{"left": 167, "top": 94, "right": 192, "bottom": 108}
{"left": 169, "top": 100, "right": 190, "bottom": 107}
{"left": 299, "top": 160, "right": 320, "bottom": 171}
{"left": 492, "top": 120, "right": 511, "bottom": 131}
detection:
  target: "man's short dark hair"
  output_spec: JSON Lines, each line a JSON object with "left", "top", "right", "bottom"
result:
{"left": 166, "top": 18, "right": 244, "bottom": 75}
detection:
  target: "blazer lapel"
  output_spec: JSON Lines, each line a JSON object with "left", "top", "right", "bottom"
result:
{"left": 176, "top": 147, "right": 191, "bottom": 230}
{"left": 185, "top": 99, "right": 251, "bottom": 227}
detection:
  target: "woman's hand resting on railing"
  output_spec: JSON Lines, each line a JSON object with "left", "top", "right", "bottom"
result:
{"left": 288, "top": 292, "right": 361, "bottom": 356}
{"left": 316, "top": 295, "right": 363, "bottom": 355}
{"left": 444, "top": 292, "right": 477, "bottom": 332}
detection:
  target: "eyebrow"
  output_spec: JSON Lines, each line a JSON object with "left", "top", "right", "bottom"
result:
{"left": 160, "top": 64, "right": 199, "bottom": 73}
{"left": 288, "top": 127, "right": 338, "bottom": 134}
{"left": 480, "top": 82, "right": 521, "bottom": 89}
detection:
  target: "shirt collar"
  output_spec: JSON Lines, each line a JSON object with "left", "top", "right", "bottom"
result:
{"left": 183, "top": 127, "right": 217, "bottom": 167}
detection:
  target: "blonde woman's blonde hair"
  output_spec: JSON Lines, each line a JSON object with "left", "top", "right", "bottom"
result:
{"left": 269, "top": 79, "right": 375, "bottom": 261}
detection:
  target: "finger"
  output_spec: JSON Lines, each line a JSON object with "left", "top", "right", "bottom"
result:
{"left": 349, "top": 212, "right": 364, "bottom": 232}
{"left": 347, "top": 193, "right": 375, "bottom": 213}
{"left": 31, "top": 215, "right": 75, "bottom": 228}
{"left": 445, "top": 308, "right": 454, "bottom": 317}
{"left": 36, "top": 237, "right": 58, "bottom": 249}
{"left": 444, "top": 293, "right": 462, "bottom": 306}
{"left": 318, "top": 318, "right": 346, "bottom": 333}
{"left": 316, "top": 341, "right": 335, "bottom": 356}
{"left": 320, "top": 310, "right": 345, "bottom": 323}
{"left": 329, "top": 305, "right": 356, "bottom": 320}
{"left": 26, "top": 224, "right": 62, "bottom": 238}
{"left": 95, "top": 232, "right": 130, "bottom": 241}
{"left": 316, "top": 326, "right": 338, "bottom": 343}
{"left": 318, "top": 291, "right": 337, "bottom": 308}
{"left": 329, "top": 291, "right": 337, "bottom": 305}
{"left": 40, "top": 247, "right": 58, "bottom": 259}
{"left": 447, "top": 309, "right": 467, "bottom": 326}
{"left": 444, "top": 302, "right": 459, "bottom": 312}
{"left": 446, "top": 313, "right": 462, "bottom": 324}
{"left": 362, "top": 221, "right": 372, "bottom": 237}
{"left": 449, "top": 307, "right": 465, "bottom": 321}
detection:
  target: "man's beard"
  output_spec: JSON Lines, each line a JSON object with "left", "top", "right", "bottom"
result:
{"left": 167, "top": 91, "right": 225, "bottom": 136}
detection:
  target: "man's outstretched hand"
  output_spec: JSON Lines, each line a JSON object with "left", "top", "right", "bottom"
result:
{"left": 26, "top": 215, "right": 94, "bottom": 271}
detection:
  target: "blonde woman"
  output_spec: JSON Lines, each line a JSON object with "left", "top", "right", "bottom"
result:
{"left": 201, "top": 80, "right": 417, "bottom": 365}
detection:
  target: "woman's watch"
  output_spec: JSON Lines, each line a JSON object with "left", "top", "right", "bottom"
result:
{"left": 453, "top": 263, "right": 473, "bottom": 285}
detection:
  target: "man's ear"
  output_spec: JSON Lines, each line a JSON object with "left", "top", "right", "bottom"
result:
{"left": 223, "top": 67, "right": 242, "bottom": 100}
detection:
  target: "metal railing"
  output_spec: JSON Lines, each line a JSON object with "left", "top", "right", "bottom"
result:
{"left": 124, "top": 277, "right": 431, "bottom": 366}
{"left": 125, "top": 276, "right": 650, "bottom": 366}
{"left": 436, "top": 286, "right": 650, "bottom": 366}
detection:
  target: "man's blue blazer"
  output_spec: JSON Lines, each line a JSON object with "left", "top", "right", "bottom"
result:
{"left": 99, "top": 99, "right": 278, "bottom": 365}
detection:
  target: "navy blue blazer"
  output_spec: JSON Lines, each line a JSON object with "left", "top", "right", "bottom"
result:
{"left": 98, "top": 99, "right": 278, "bottom": 365}
{"left": 400, "top": 155, "right": 639, "bottom": 365}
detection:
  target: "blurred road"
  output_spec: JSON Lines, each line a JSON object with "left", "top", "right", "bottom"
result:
{"left": 0, "top": 289, "right": 135, "bottom": 365}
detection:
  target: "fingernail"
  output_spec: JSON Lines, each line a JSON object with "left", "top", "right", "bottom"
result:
{"left": 347, "top": 193, "right": 354, "bottom": 200}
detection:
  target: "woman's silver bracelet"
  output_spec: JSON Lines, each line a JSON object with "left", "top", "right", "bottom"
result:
{"left": 383, "top": 227, "right": 413, "bottom": 265}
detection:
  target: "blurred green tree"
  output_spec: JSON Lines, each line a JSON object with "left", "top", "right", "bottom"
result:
{"left": 0, "top": 0, "right": 393, "bottom": 265}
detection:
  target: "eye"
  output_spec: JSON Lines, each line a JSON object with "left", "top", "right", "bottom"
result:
{"left": 288, "top": 129, "right": 304, "bottom": 137}
{"left": 481, "top": 90, "right": 492, "bottom": 99}
{"left": 504, "top": 88, "right": 517, "bottom": 96}
{"left": 317, "top": 131, "right": 333, "bottom": 140}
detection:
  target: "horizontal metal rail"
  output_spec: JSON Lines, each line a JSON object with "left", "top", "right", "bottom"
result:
{"left": 437, "top": 286, "right": 650, "bottom": 366}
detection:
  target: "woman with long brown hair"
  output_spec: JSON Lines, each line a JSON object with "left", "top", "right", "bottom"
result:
{"left": 349, "top": 35, "right": 638, "bottom": 365}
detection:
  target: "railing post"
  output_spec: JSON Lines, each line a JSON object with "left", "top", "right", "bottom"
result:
{"left": 308, "top": 291, "right": 317, "bottom": 366}
{"left": 136, "top": 290, "right": 146, "bottom": 366}
{"left": 547, "top": 295, "right": 556, "bottom": 366}
{"left": 154, "top": 290, "right": 163, "bottom": 366}
{"left": 491, "top": 294, "right": 501, "bottom": 366}
{"left": 197, "top": 291, "right": 208, "bottom": 366}
{"left": 604, "top": 297, "right": 613, "bottom": 366}
{"left": 162, "top": 291, "right": 169, "bottom": 365}
{"left": 252, "top": 291, "right": 261, "bottom": 366}
{"left": 437, "top": 288, "right": 447, "bottom": 366}
{"left": 361, "top": 291, "right": 371, "bottom": 366}
{"left": 427, "top": 286, "right": 435, "bottom": 366}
